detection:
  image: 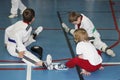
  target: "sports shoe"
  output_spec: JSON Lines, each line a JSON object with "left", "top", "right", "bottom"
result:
{"left": 45, "top": 54, "right": 53, "bottom": 70}
{"left": 62, "top": 23, "right": 70, "bottom": 33}
{"left": 53, "top": 63, "right": 68, "bottom": 70}
{"left": 106, "top": 49, "right": 115, "bottom": 57}
{"left": 33, "top": 26, "right": 43, "bottom": 39}
{"left": 34, "top": 26, "right": 43, "bottom": 35}
{"left": 8, "top": 14, "right": 18, "bottom": 18}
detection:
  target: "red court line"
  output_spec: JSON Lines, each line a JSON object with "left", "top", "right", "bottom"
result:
{"left": 109, "top": 0, "right": 120, "bottom": 48}
{"left": 0, "top": 27, "right": 116, "bottom": 31}
{"left": 0, "top": 58, "right": 70, "bottom": 63}
{"left": 0, "top": 64, "right": 120, "bottom": 70}
{"left": 44, "top": 28, "right": 61, "bottom": 30}
{"left": 0, "top": 27, "right": 61, "bottom": 30}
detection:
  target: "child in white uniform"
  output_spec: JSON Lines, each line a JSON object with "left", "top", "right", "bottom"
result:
{"left": 5, "top": 8, "right": 51, "bottom": 68}
{"left": 9, "top": 0, "right": 26, "bottom": 18}
{"left": 62, "top": 11, "right": 115, "bottom": 57}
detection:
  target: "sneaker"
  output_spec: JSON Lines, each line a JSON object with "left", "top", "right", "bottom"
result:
{"left": 45, "top": 54, "right": 53, "bottom": 70}
{"left": 106, "top": 49, "right": 115, "bottom": 57}
{"left": 53, "top": 63, "right": 68, "bottom": 70}
{"left": 34, "top": 26, "right": 43, "bottom": 35}
{"left": 62, "top": 23, "right": 70, "bottom": 33}
{"left": 33, "top": 26, "right": 43, "bottom": 39}
{"left": 8, "top": 14, "right": 18, "bottom": 18}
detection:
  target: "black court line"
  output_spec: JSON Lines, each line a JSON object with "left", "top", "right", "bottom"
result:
{"left": 57, "top": 11, "right": 84, "bottom": 80}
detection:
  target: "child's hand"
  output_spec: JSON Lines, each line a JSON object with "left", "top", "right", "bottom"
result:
{"left": 78, "top": 54, "right": 83, "bottom": 59}
{"left": 18, "top": 51, "right": 25, "bottom": 58}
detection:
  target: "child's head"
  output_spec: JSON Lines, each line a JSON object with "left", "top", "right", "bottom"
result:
{"left": 73, "top": 28, "right": 88, "bottom": 43}
{"left": 22, "top": 8, "right": 35, "bottom": 24}
{"left": 69, "top": 11, "right": 81, "bottom": 25}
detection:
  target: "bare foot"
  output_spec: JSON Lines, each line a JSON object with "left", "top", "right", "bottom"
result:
{"left": 99, "top": 66, "right": 104, "bottom": 70}
{"left": 80, "top": 69, "right": 91, "bottom": 76}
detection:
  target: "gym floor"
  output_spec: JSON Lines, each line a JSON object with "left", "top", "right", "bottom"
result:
{"left": 0, "top": 0, "right": 120, "bottom": 80}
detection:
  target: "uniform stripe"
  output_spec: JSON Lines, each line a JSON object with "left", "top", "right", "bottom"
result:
{"left": 8, "top": 38, "right": 16, "bottom": 43}
{"left": 26, "top": 25, "right": 31, "bottom": 31}
{"left": 92, "top": 27, "right": 96, "bottom": 33}
{"left": 23, "top": 56, "right": 36, "bottom": 64}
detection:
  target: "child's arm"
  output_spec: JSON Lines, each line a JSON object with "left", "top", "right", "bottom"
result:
{"left": 78, "top": 54, "right": 83, "bottom": 59}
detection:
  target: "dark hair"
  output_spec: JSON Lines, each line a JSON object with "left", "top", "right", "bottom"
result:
{"left": 69, "top": 11, "right": 81, "bottom": 23}
{"left": 22, "top": 8, "right": 35, "bottom": 23}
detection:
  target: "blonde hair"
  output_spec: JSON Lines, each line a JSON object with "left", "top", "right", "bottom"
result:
{"left": 69, "top": 11, "right": 81, "bottom": 23}
{"left": 73, "top": 28, "right": 88, "bottom": 43}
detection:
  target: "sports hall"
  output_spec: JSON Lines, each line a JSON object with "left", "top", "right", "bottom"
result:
{"left": 0, "top": 0, "right": 120, "bottom": 80}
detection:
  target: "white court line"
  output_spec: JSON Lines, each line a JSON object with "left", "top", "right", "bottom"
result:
{"left": 0, "top": 63, "right": 31, "bottom": 80}
{"left": 0, "top": 63, "right": 26, "bottom": 66}
{"left": 102, "top": 62, "right": 120, "bottom": 64}
{"left": 0, "top": 62, "right": 120, "bottom": 80}
{"left": 102, "top": 62, "right": 120, "bottom": 65}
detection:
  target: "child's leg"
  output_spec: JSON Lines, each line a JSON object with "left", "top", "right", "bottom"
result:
{"left": 65, "top": 57, "right": 90, "bottom": 68}
{"left": 22, "top": 51, "right": 52, "bottom": 69}
{"left": 11, "top": 0, "right": 19, "bottom": 14}
{"left": 22, "top": 51, "right": 42, "bottom": 66}
{"left": 24, "top": 35, "right": 36, "bottom": 47}
{"left": 65, "top": 57, "right": 79, "bottom": 68}
{"left": 65, "top": 57, "right": 101, "bottom": 72}
{"left": 94, "top": 37, "right": 115, "bottom": 57}
{"left": 24, "top": 27, "right": 43, "bottom": 47}
{"left": 9, "top": 0, "right": 19, "bottom": 18}
{"left": 18, "top": 0, "right": 26, "bottom": 14}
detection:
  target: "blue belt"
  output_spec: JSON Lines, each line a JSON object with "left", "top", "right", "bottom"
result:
{"left": 8, "top": 38, "right": 16, "bottom": 43}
